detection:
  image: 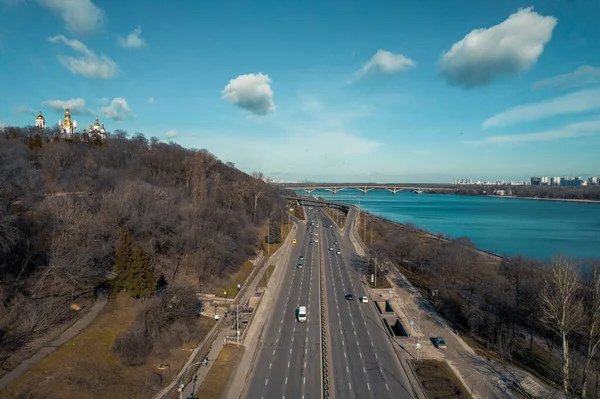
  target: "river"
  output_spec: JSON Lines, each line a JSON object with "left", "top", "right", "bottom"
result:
{"left": 304, "top": 190, "right": 600, "bottom": 261}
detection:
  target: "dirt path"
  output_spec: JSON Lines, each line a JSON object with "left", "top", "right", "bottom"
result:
{"left": 0, "top": 292, "right": 108, "bottom": 391}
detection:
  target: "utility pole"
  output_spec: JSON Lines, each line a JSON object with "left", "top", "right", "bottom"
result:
{"left": 236, "top": 297, "right": 239, "bottom": 345}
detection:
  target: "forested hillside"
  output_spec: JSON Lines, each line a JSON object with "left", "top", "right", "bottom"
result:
{"left": 0, "top": 126, "right": 283, "bottom": 371}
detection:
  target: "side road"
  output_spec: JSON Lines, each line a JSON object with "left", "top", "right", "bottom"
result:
{"left": 0, "top": 291, "right": 109, "bottom": 390}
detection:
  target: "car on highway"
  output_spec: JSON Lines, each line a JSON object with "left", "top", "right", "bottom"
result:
{"left": 309, "top": 241, "right": 313, "bottom": 245}
{"left": 314, "top": 239, "right": 319, "bottom": 243}
{"left": 334, "top": 241, "right": 338, "bottom": 245}
{"left": 329, "top": 224, "right": 333, "bottom": 228}
{"left": 329, "top": 247, "right": 333, "bottom": 251}
{"left": 345, "top": 293, "right": 354, "bottom": 300}
{"left": 297, "top": 306, "right": 307, "bottom": 322}
{"left": 359, "top": 296, "right": 368, "bottom": 303}
{"left": 435, "top": 336, "right": 447, "bottom": 349}
{"left": 297, "top": 263, "right": 303, "bottom": 268}
{"left": 292, "top": 239, "right": 297, "bottom": 244}
{"left": 299, "top": 255, "right": 304, "bottom": 260}
{"left": 336, "top": 251, "right": 341, "bottom": 255}
{"left": 314, "top": 233, "right": 318, "bottom": 236}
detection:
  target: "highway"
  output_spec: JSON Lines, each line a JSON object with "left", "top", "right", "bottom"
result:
{"left": 245, "top": 212, "right": 321, "bottom": 399}
{"left": 317, "top": 207, "right": 415, "bottom": 399}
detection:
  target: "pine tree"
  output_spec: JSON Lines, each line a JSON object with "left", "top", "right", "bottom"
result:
{"left": 113, "top": 230, "right": 155, "bottom": 299}
{"left": 114, "top": 229, "right": 134, "bottom": 291}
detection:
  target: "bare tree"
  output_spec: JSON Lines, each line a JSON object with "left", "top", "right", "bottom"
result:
{"left": 539, "top": 256, "right": 584, "bottom": 396}
{"left": 581, "top": 264, "right": 600, "bottom": 398}
{"left": 250, "top": 171, "right": 265, "bottom": 222}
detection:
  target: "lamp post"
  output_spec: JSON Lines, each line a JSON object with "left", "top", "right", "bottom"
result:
{"left": 177, "top": 360, "right": 210, "bottom": 399}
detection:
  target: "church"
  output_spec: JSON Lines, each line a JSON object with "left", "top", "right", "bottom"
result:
{"left": 35, "top": 108, "right": 107, "bottom": 140}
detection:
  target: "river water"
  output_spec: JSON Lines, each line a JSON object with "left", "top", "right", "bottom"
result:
{"left": 304, "top": 190, "right": 600, "bottom": 261}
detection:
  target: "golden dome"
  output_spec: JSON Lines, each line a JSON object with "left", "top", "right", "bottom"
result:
{"left": 94, "top": 117, "right": 100, "bottom": 128}
{"left": 36, "top": 111, "right": 45, "bottom": 121}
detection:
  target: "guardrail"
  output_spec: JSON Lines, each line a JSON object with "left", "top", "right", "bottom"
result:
{"left": 319, "top": 229, "right": 332, "bottom": 399}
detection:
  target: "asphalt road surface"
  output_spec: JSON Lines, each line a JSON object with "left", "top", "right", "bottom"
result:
{"left": 245, "top": 211, "right": 321, "bottom": 399}
{"left": 246, "top": 206, "right": 414, "bottom": 399}
{"left": 318, "top": 207, "right": 415, "bottom": 399}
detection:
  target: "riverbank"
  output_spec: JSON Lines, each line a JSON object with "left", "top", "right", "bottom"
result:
{"left": 487, "top": 194, "right": 600, "bottom": 204}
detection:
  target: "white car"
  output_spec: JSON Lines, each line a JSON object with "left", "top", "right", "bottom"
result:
{"left": 336, "top": 251, "right": 341, "bottom": 255}
{"left": 359, "top": 296, "right": 368, "bottom": 303}
{"left": 315, "top": 239, "right": 319, "bottom": 243}
{"left": 329, "top": 247, "right": 333, "bottom": 251}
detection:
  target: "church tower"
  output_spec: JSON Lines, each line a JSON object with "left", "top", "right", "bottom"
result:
{"left": 35, "top": 111, "right": 46, "bottom": 129}
{"left": 58, "top": 108, "right": 77, "bottom": 138}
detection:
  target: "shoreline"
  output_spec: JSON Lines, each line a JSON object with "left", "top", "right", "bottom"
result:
{"left": 485, "top": 194, "right": 600, "bottom": 204}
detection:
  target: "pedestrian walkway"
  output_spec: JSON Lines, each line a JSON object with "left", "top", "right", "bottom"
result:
{"left": 0, "top": 293, "right": 108, "bottom": 390}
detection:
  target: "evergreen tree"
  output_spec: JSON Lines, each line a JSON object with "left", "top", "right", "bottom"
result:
{"left": 114, "top": 229, "right": 134, "bottom": 291}
{"left": 113, "top": 230, "right": 155, "bottom": 299}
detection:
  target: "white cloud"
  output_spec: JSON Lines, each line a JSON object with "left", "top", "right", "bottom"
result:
{"left": 165, "top": 130, "right": 178, "bottom": 139}
{"left": 467, "top": 119, "right": 600, "bottom": 145}
{"left": 99, "top": 97, "right": 108, "bottom": 103}
{"left": 42, "top": 98, "right": 90, "bottom": 114}
{"left": 48, "top": 35, "right": 118, "bottom": 79}
{"left": 533, "top": 65, "right": 600, "bottom": 90}
{"left": 117, "top": 26, "right": 147, "bottom": 49}
{"left": 101, "top": 98, "right": 132, "bottom": 121}
{"left": 148, "top": 97, "right": 155, "bottom": 104}
{"left": 38, "top": 0, "right": 104, "bottom": 34}
{"left": 13, "top": 105, "right": 36, "bottom": 115}
{"left": 222, "top": 73, "right": 275, "bottom": 115}
{"left": 439, "top": 7, "right": 557, "bottom": 88}
{"left": 357, "top": 49, "right": 415, "bottom": 78}
{"left": 483, "top": 88, "right": 600, "bottom": 128}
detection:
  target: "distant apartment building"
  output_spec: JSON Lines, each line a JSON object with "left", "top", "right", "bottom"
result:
{"left": 589, "top": 177, "right": 600, "bottom": 186}
{"left": 531, "top": 176, "right": 551, "bottom": 186}
{"left": 561, "top": 176, "right": 584, "bottom": 187}
{"left": 550, "top": 177, "right": 561, "bottom": 186}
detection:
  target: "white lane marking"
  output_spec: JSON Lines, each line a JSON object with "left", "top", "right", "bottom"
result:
{"left": 363, "top": 366, "right": 366, "bottom": 373}
{"left": 265, "top": 379, "right": 268, "bottom": 385}
{"left": 288, "top": 361, "right": 290, "bottom": 368}
{"left": 346, "top": 366, "right": 349, "bottom": 372}
{"left": 303, "top": 377, "right": 306, "bottom": 385}
{"left": 269, "top": 363, "right": 272, "bottom": 369}
{"left": 386, "top": 383, "right": 389, "bottom": 390}
{"left": 292, "top": 337, "right": 294, "bottom": 343}
{"left": 290, "top": 348, "right": 292, "bottom": 354}
{"left": 367, "top": 383, "right": 371, "bottom": 391}
{"left": 273, "top": 349, "right": 276, "bottom": 355}
{"left": 359, "top": 352, "right": 362, "bottom": 359}
{"left": 349, "top": 382, "right": 352, "bottom": 391}
{"left": 285, "top": 377, "right": 288, "bottom": 384}
{"left": 344, "top": 352, "right": 346, "bottom": 358}
{"left": 304, "top": 361, "right": 306, "bottom": 368}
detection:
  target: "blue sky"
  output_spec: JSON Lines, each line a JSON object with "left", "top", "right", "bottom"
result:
{"left": 1, "top": 0, "right": 599, "bottom": 183}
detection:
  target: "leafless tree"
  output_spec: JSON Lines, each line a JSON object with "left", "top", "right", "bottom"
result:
{"left": 250, "top": 171, "right": 265, "bottom": 222}
{"left": 539, "top": 256, "right": 584, "bottom": 396}
{"left": 581, "top": 264, "right": 600, "bottom": 398}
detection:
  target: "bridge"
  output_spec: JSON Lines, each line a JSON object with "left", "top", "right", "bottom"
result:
{"left": 278, "top": 183, "right": 454, "bottom": 195}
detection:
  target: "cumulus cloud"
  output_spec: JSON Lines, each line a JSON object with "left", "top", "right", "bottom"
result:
{"left": 439, "top": 7, "right": 557, "bottom": 88}
{"left": 165, "top": 130, "right": 178, "bottom": 139}
{"left": 467, "top": 119, "right": 600, "bottom": 145}
{"left": 222, "top": 73, "right": 275, "bottom": 115}
{"left": 533, "top": 65, "right": 600, "bottom": 90}
{"left": 483, "top": 88, "right": 600, "bottom": 128}
{"left": 117, "top": 26, "right": 147, "bottom": 48}
{"left": 13, "top": 105, "right": 36, "bottom": 115}
{"left": 38, "top": 0, "right": 104, "bottom": 34}
{"left": 42, "top": 98, "right": 90, "bottom": 114}
{"left": 101, "top": 98, "right": 132, "bottom": 121}
{"left": 357, "top": 49, "right": 415, "bottom": 78}
{"left": 148, "top": 97, "right": 155, "bottom": 104}
{"left": 48, "top": 35, "right": 118, "bottom": 79}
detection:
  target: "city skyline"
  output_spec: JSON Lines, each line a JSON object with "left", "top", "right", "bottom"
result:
{"left": 0, "top": 0, "right": 599, "bottom": 182}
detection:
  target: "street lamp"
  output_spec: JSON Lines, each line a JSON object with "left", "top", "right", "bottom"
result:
{"left": 177, "top": 360, "right": 210, "bottom": 399}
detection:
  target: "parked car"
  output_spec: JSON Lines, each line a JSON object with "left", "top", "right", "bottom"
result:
{"left": 435, "top": 336, "right": 447, "bottom": 349}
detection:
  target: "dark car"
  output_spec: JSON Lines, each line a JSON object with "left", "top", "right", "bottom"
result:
{"left": 299, "top": 255, "right": 304, "bottom": 260}
{"left": 297, "top": 263, "right": 303, "bottom": 269}
{"left": 345, "top": 293, "right": 354, "bottom": 300}
{"left": 334, "top": 241, "right": 338, "bottom": 245}
{"left": 309, "top": 241, "right": 314, "bottom": 245}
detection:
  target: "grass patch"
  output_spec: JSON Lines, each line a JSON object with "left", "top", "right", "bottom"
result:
{"left": 411, "top": 359, "right": 472, "bottom": 399}
{"left": 194, "top": 344, "right": 245, "bottom": 399}
{"left": 214, "top": 260, "right": 255, "bottom": 298}
{"left": 2, "top": 293, "right": 215, "bottom": 399}
{"left": 257, "top": 265, "right": 275, "bottom": 289}
{"left": 367, "top": 276, "right": 393, "bottom": 289}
